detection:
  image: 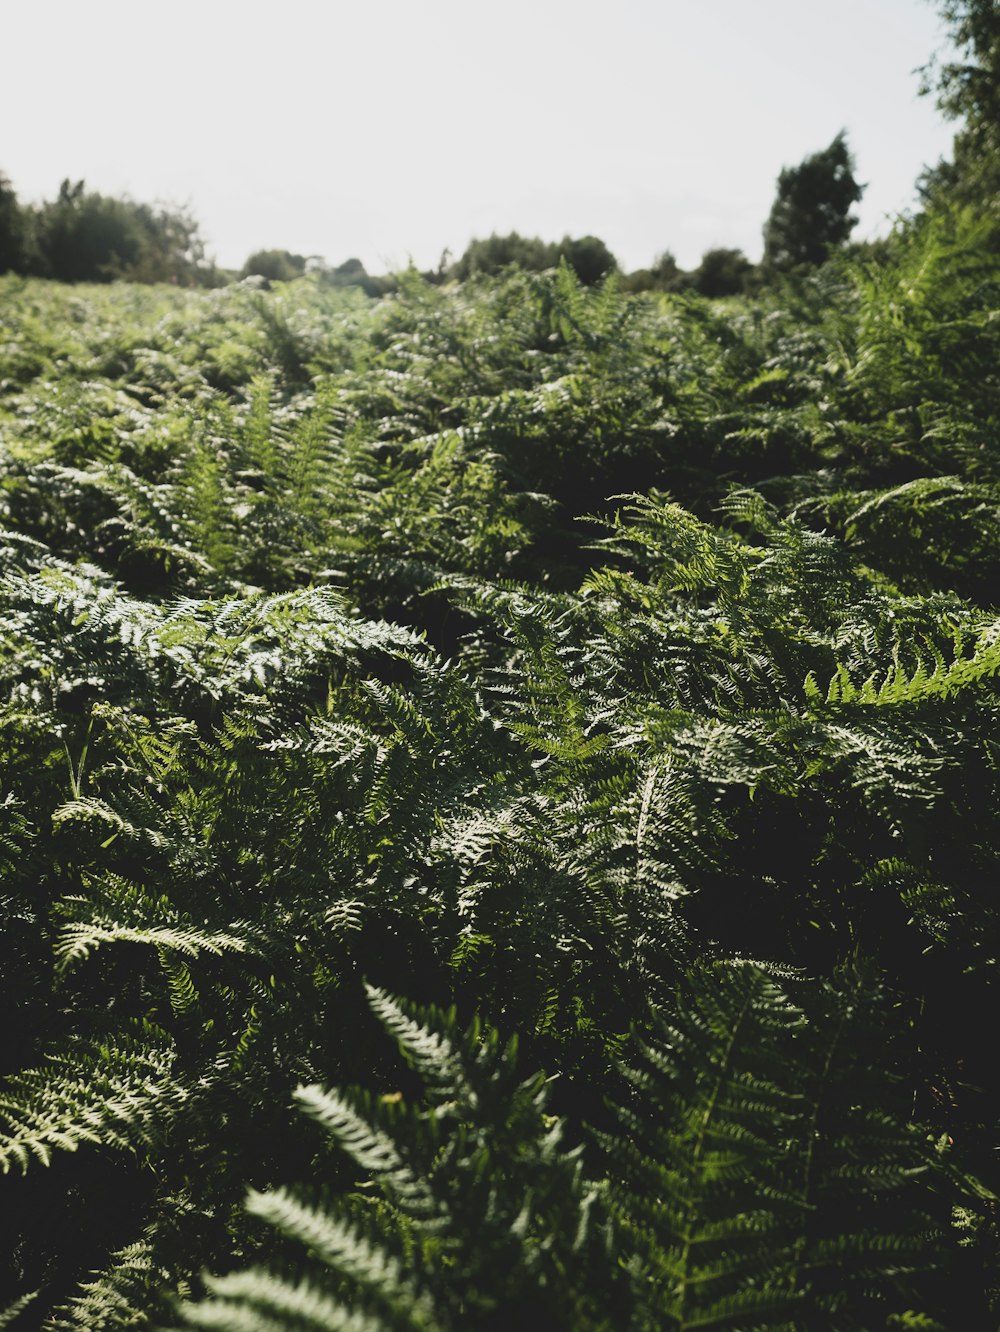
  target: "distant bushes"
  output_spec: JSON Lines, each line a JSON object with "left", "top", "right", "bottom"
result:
{"left": 451, "top": 231, "right": 618, "bottom": 284}
{"left": 624, "top": 246, "right": 756, "bottom": 297}
{"left": 0, "top": 125, "right": 871, "bottom": 296}
{"left": 241, "top": 248, "right": 308, "bottom": 283}
{"left": 0, "top": 174, "right": 220, "bottom": 285}
{"left": 0, "top": 173, "right": 29, "bottom": 275}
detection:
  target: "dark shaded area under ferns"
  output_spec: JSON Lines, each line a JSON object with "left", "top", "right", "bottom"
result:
{"left": 1, "top": 207, "right": 1000, "bottom": 1329}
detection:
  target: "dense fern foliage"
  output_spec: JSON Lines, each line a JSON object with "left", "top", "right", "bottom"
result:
{"left": 180, "top": 973, "right": 982, "bottom": 1332}
{"left": 1, "top": 208, "right": 999, "bottom": 1328}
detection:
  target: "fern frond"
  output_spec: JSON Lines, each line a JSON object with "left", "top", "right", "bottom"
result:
{"left": 43, "top": 1240, "right": 166, "bottom": 1331}
{"left": 293, "top": 1085, "right": 431, "bottom": 1212}
{"left": 0, "top": 1292, "right": 37, "bottom": 1329}
{"left": 365, "top": 985, "right": 475, "bottom": 1083}
{"left": 245, "top": 1187, "right": 428, "bottom": 1318}
{"left": 185, "top": 1270, "right": 394, "bottom": 1332}
{"left": 0, "top": 1023, "right": 182, "bottom": 1173}
{"left": 54, "top": 919, "right": 254, "bottom": 973}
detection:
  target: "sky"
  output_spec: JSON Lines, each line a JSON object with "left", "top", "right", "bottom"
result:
{"left": 2, "top": 0, "right": 957, "bottom": 275}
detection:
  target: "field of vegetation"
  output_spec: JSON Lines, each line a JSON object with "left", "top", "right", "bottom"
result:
{"left": 3, "top": 5, "right": 1000, "bottom": 1315}
{"left": 0, "top": 203, "right": 998, "bottom": 1328}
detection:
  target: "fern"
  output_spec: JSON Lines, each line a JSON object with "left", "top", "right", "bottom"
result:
{"left": 44, "top": 1240, "right": 170, "bottom": 1331}
{"left": 3, "top": 239, "right": 1000, "bottom": 1323}
{"left": 180, "top": 973, "right": 983, "bottom": 1331}
{"left": 0, "top": 1292, "right": 38, "bottom": 1329}
{"left": 0, "top": 1023, "right": 182, "bottom": 1174}
{"left": 180, "top": 985, "right": 612, "bottom": 1331}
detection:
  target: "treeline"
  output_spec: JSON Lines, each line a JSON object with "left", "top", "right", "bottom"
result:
{"left": 459, "top": 131, "right": 866, "bottom": 297}
{"left": 0, "top": 129, "right": 876, "bottom": 297}
{"left": 0, "top": 177, "right": 218, "bottom": 286}
{"left": 2, "top": 0, "right": 997, "bottom": 297}
{"left": 1, "top": 88, "right": 987, "bottom": 301}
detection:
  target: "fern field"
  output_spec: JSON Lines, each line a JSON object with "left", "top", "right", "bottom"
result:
{"left": 1, "top": 209, "right": 1000, "bottom": 1329}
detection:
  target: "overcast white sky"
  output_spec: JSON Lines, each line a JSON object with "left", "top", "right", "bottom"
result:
{"left": 2, "top": 0, "right": 956, "bottom": 273}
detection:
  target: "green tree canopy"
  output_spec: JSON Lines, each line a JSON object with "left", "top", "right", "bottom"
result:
{"left": 557, "top": 233, "right": 617, "bottom": 285}
{"left": 31, "top": 180, "right": 209, "bottom": 284}
{"left": 686, "top": 246, "right": 755, "bottom": 297}
{"left": 762, "top": 132, "right": 864, "bottom": 271}
{"left": 0, "top": 171, "right": 28, "bottom": 275}
{"left": 921, "top": 0, "right": 1000, "bottom": 212}
{"left": 453, "top": 231, "right": 617, "bottom": 285}
{"left": 622, "top": 250, "right": 682, "bottom": 293}
{"left": 240, "top": 248, "right": 307, "bottom": 282}
{"left": 452, "top": 231, "right": 558, "bottom": 280}
{"left": 649, "top": 249, "right": 682, "bottom": 288}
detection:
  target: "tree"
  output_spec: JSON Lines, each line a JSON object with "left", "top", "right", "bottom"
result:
{"left": 126, "top": 202, "right": 210, "bottom": 284}
{"left": 452, "top": 232, "right": 617, "bottom": 285}
{"left": 622, "top": 250, "right": 682, "bottom": 293}
{"left": 920, "top": 0, "right": 1000, "bottom": 210}
{"left": 240, "top": 248, "right": 307, "bottom": 282}
{"left": 32, "top": 180, "right": 212, "bottom": 284}
{"left": 34, "top": 180, "right": 142, "bottom": 281}
{"left": 649, "top": 249, "right": 682, "bottom": 289}
{"left": 452, "top": 232, "right": 557, "bottom": 280}
{"left": 557, "top": 233, "right": 617, "bottom": 285}
{"left": 762, "top": 132, "right": 864, "bottom": 271}
{"left": 0, "top": 172, "right": 28, "bottom": 275}
{"left": 686, "top": 246, "right": 755, "bottom": 297}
